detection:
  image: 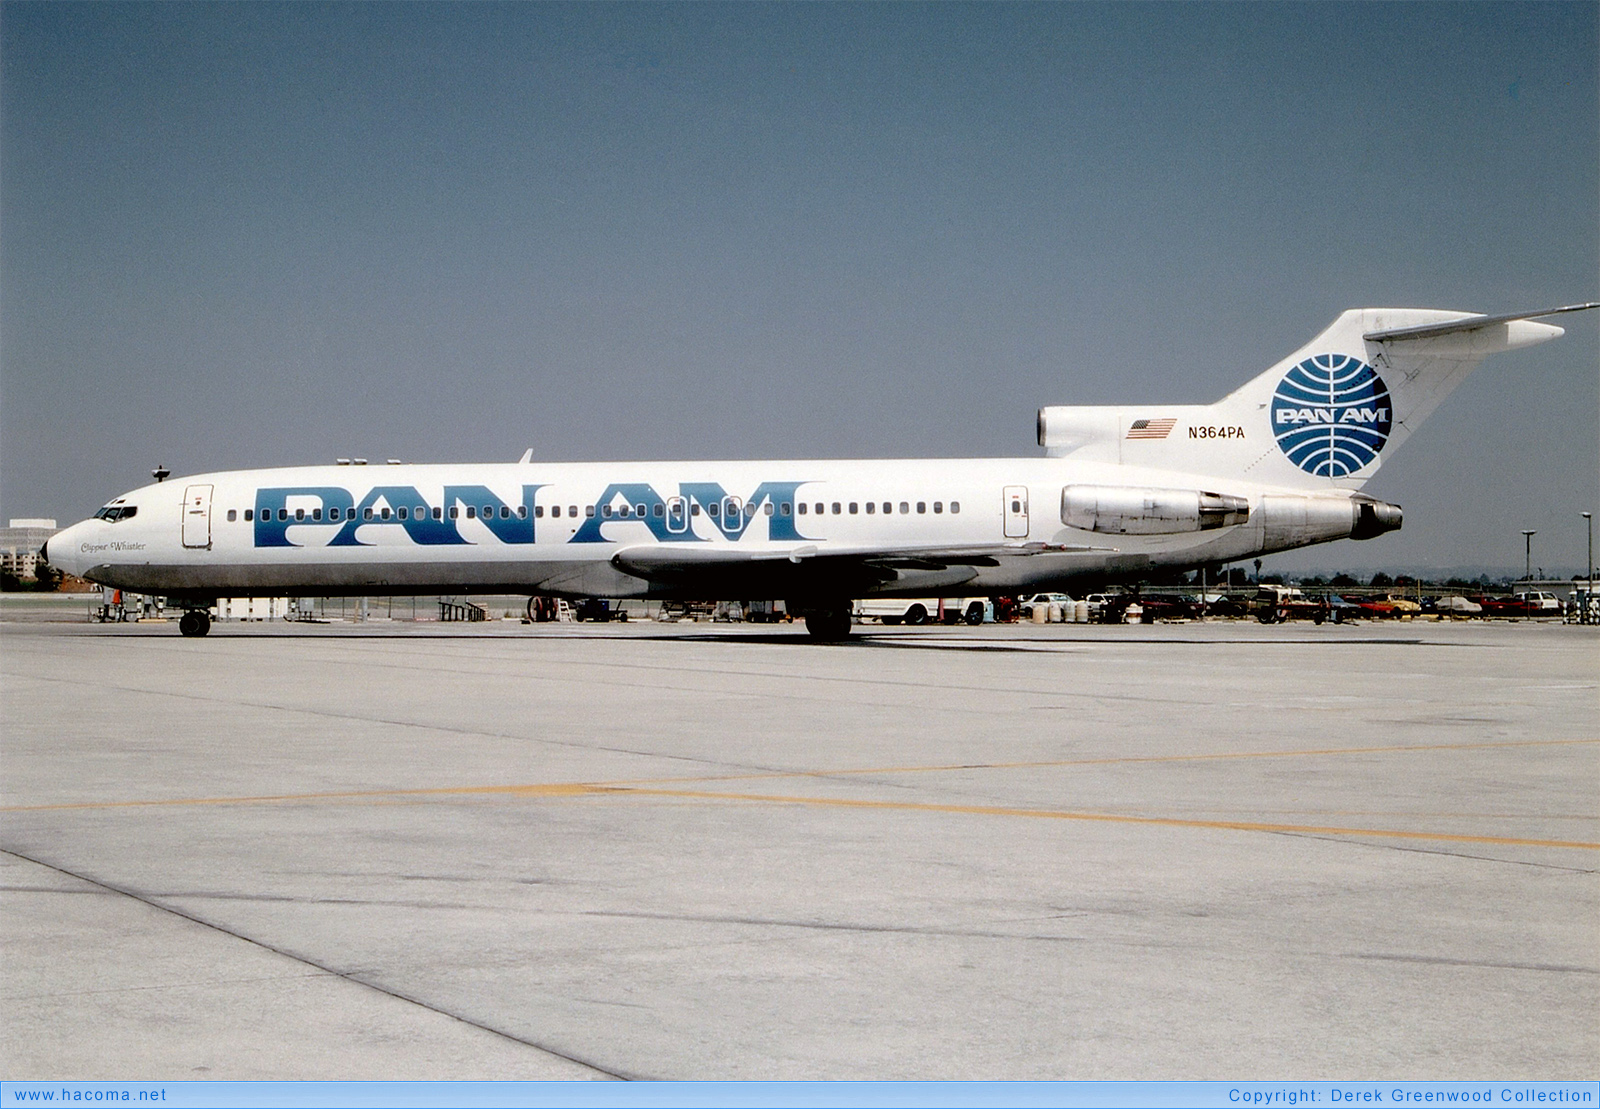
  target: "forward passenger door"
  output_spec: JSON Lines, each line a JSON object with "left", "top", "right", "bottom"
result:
{"left": 182, "top": 484, "right": 214, "bottom": 549}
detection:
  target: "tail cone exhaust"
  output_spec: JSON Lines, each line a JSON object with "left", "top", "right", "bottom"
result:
{"left": 1352, "top": 498, "right": 1403, "bottom": 540}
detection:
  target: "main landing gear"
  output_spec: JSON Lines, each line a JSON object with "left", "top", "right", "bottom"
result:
{"left": 802, "top": 603, "right": 854, "bottom": 642}
{"left": 178, "top": 610, "right": 212, "bottom": 637}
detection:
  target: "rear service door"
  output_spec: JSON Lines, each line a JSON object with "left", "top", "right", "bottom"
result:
{"left": 182, "top": 484, "right": 214, "bottom": 549}
{"left": 1003, "top": 485, "right": 1029, "bottom": 538}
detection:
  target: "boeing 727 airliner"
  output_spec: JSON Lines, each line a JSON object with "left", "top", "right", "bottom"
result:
{"left": 44, "top": 304, "right": 1597, "bottom": 638}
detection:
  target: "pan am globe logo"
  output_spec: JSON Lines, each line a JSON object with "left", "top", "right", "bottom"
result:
{"left": 1271, "top": 354, "right": 1393, "bottom": 477}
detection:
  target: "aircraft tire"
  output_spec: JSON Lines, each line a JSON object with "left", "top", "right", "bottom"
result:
{"left": 804, "top": 609, "right": 853, "bottom": 641}
{"left": 965, "top": 605, "right": 984, "bottom": 626}
{"left": 179, "top": 610, "right": 211, "bottom": 637}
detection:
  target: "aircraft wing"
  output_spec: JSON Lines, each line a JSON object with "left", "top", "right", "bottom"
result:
{"left": 611, "top": 540, "right": 1113, "bottom": 595}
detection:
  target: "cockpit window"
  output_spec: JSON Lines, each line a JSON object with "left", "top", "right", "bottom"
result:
{"left": 93, "top": 505, "right": 137, "bottom": 523}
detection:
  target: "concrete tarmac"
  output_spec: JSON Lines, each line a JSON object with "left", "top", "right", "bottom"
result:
{"left": 2, "top": 619, "right": 1595, "bottom": 1079}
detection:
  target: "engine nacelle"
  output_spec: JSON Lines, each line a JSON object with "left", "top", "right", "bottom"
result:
{"left": 1061, "top": 485, "right": 1251, "bottom": 535}
{"left": 1258, "top": 494, "right": 1402, "bottom": 549}
{"left": 1039, "top": 407, "right": 1121, "bottom": 453}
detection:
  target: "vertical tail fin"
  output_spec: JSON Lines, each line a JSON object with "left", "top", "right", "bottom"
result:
{"left": 1039, "top": 305, "right": 1590, "bottom": 489}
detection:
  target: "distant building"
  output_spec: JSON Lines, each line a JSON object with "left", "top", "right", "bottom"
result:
{"left": 1, "top": 518, "right": 58, "bottom": 580}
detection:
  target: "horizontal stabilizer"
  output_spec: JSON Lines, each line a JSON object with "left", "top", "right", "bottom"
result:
{"left": 1364, "top": 302, "right": 1598, "bottom": 343}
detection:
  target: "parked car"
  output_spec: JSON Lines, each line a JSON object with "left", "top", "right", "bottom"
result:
{"left": 1203, "top": 593, "right": 1249, "bottom": 618}
{"left": 1353, "top": 594, "right": 1422, "bottom": 619}
{"left": 1322, "top": 594, "right": 1363, "bottom": 623}
{"left": 1474, "top": 594, "right": 1551, "bottom": 617}
{"left": 1428, "top": 595, "right": 1483, "bottom": 616}
{"left": 1515, "top": 590, "right": 1561, "bottom": 613}
{"left": 1250, "top": 585, "right": 1329, "bottom": 623}
{"left": 1018, "top": 593, "right": 1073, "bottom": 620}
{"left": 1082, "top": 593, "right": 1127, "bottom": 622}
{"left": 1136, "top": 593, "right": 1204, "bottom": 622}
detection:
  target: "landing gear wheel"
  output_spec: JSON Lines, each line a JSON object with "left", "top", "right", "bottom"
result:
{"left": 804, "top": 609, "right": 853, "bottom": 641}
{"left": 178, "top": 610, "right": 211, "bottom": 637}
{"left": 965, "top": 605, "right": 984, "bottom": 626}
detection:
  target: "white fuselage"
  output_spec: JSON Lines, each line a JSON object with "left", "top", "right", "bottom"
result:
{"left": 46, "top": 456, "right": 1377, "bottom": 603}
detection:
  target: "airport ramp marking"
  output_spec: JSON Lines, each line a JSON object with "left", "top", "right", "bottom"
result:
{"left": 583, "top": 787, "right": 1600, "bottom": 851}
{"left": 4, "top": 740, "right": 1596, "bottom": 850}
{"left": 3, "top": 737, "right": 1594, "bottom": 816}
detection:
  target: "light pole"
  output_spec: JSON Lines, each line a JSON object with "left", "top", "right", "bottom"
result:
{"left": 1584, "top": 512, "right": 1593, "bottom": 620}
{"left": 1521, "top": 530, "right": 1536, "bottom": 582}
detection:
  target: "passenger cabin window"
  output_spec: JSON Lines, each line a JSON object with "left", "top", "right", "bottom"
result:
{"left": 244, "top": 509, "right": 254, "bottom": 522}
{"left": 535, "top": 506, "right": 544, "bottom": 518}
{"left": 280, "top": 509, "right": 290, "bottom": 522}
{"left": 449, "top": 506, "right": 458, "bottom": 519}
{"left": 797, "top": 503, "right": 807, "bottom": 515}
{"left": 933, "top": 502, "right": 942, "bottom": 514}
{"left": 764, "top": 503, "right": 775, "bottom": 516}
{"left": 951, "top": 501, "right": 961, "bottom": 513}
{"left": 295, "top": 508, "right": 306, "bottom": 521}
{"left": 227, "top": 509, "right": 237, "bottom": 522}
{"left": 709, "top": 503, "right": 720, "bottom": 518}
{"left": 380, "top": 507, "right": 391, "bottom": 520}
{"left": 780, "top": 502, "right": 791, "bottom": 516}
{"left": 865, "top": 502, "right": 875, "bottom": 514}
{"left": 363, "top": 508, "right": 374, "bottom": 521}
{"left": 916, "top": 502, "right": 926, "bottom": 514}
{"left": 849, "top": 502, "right": 858, "bottom": 514}
{"left": 467, "top": 506, "right": 477, "bottom": 519}
{"left": 518, "top": 506, "right": 527, "bottom": 519}
{"left": 585, "top": 505, "right": 595, "bottom": 518}
{"left": 827, "top": 503, "right": 836, "bottom": 514}
{"left": 397, "top": 507, "right": 408, "bottom": 520}
{"left": 602, "top": 505, "right": 613, "bottom": 518}
{"left": 312, "top": 508, "right": 323, "bottom": 521}
{"left": 653, "top": 503, "right": 664, "bottom": 517}
{"left": 899, "top": 502, "right": 909, "bottom": 514}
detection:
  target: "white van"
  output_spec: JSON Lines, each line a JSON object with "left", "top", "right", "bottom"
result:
{"left": 856, "top": 597, "right": 987, "bottom": 626}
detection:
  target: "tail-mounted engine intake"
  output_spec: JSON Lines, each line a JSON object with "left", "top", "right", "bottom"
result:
{"left": 1061, "top": 485, "right": 1251, "bottom": 535}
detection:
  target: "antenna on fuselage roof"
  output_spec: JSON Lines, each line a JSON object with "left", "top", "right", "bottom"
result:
{"left": 151, "top": 465, "right": 169, "bottom": 483}
{"left": 517, "top": 448, "right": 534, "bottom": 464}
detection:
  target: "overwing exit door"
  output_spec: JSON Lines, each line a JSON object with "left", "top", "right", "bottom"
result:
{"left": 182, "top": 484, "right": 214, "bottom": 549}
{"left": 1003, "top": 485, "right": 1029, "bottom": 538}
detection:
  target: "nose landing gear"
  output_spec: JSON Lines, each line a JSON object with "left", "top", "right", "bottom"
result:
{"left": 178, "top": 610, "right": 212, "bottom": 637}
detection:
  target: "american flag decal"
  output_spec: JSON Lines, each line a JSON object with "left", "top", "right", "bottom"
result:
{"left": 1126, "top": 418, "right": 1177, "bottom": 440}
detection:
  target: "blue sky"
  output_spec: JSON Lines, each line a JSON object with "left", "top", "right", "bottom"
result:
{"left": 3, "top": 2, "right": 1595, "bottom": 573}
